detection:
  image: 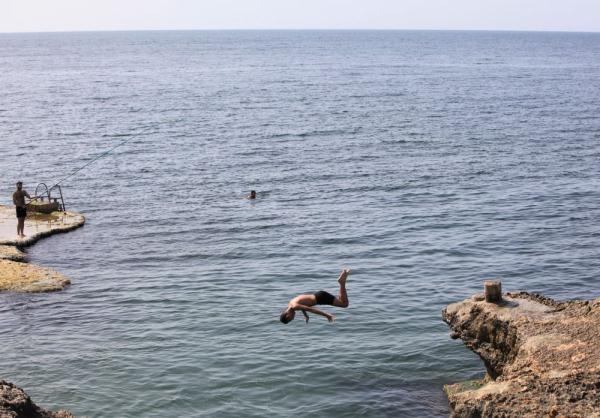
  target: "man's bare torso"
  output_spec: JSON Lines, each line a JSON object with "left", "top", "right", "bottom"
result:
{"left": 12, "top": 190, "right": 28, "bottom": 208}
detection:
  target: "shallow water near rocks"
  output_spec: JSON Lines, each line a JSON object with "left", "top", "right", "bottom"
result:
{"left": 0, "top": 30, "right": 599, "bottom": 417}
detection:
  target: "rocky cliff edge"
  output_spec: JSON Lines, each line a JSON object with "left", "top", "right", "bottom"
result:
{"left": 442, "top": 292, "right": 600, "bottom": 418}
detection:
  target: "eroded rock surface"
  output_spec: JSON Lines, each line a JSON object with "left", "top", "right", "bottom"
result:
{"left": 0, "top": 380, "right": 74, "bottom": 418}
{"left": 0, "top": 246, "right": 26, "bottom": 262}
{"left": 0, "top": 206, "right": 85, "bottom": 247}
{"left": 443, "top": 292, "right": 600, "bottom": 418}
{"left": 0, "top": 205, "right": 84, "bottom": 292}
{"left": 0, "top": 260, "right": 71, "bottom": 292}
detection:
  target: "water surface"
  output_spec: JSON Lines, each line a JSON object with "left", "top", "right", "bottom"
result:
{"left": 1, "top": 30, "right": 599, "bottom": 417}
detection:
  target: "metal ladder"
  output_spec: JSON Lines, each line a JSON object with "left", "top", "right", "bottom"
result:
{"left": 34, "top": 183, "right": 67, "bottom": 212}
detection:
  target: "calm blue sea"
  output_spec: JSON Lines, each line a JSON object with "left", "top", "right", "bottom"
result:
{"left": 0, "top": 30, "right": 599, "bottom": 417}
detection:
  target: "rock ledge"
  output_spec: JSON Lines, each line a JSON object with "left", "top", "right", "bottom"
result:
{"left": 0, "top": 205, "right": 84, "bottom": 292}
{"left": 0, "top": 380, "right": 74, "bottom": 418}
{"left": 442, "top": 291, "right": 600, "bottom": 418}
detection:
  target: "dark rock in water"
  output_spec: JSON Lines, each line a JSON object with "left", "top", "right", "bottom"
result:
{"left": 0, "top": 380, "right": 75, "bottom": 418}
{"left": 442, "top": 291, "right": 600, "bottom": 418}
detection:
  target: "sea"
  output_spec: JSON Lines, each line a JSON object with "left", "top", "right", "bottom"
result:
{"left": 0, "top": 30, "right": 599, "bottom": 417}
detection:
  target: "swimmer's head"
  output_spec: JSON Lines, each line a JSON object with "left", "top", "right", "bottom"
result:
{"left": 250, "top": 190, "right": 256, "bottom": 199}
{"left": 280, "top": 308, "right": 295, "bottom": 324}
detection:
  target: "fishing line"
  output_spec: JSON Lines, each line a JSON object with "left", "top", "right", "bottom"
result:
{"left": 49, "top": 126, "right": 156, "bottom": 190}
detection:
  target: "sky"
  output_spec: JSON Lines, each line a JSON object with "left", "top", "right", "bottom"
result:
{"left": 2, "top": 0, "right": 600, "bottom": 33}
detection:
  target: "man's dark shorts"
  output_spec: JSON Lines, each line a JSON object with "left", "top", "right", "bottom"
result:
{"left": 314, "top": 290, "right": 335, "bottom": 305}
{"left": 16, "top": 207, "right": 27, "bottom": 219}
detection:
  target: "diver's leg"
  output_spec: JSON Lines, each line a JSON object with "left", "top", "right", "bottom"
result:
{"left": 333, "top": 269, "right": 349, "bottom": 308}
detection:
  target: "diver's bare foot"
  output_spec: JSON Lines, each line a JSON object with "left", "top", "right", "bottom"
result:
{"left": 338, "top": 268, "right": 350, "bottom": 285}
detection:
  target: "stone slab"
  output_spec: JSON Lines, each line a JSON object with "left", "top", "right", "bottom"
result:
{"left": 0, "top": 205, "right": 85, "bottom": 247}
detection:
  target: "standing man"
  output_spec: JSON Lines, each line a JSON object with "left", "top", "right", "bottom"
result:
{"left": 12, "top": 181, "right": 30, "bottom": 237}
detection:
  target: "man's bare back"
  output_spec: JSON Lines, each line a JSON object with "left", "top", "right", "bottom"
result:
{"left": 288, "top": 293, "right": 319, "bottom": 307}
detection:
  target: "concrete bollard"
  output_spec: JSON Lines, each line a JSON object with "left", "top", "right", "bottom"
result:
{"left": 484, "top": 280, "right": 502, "bottom": 303}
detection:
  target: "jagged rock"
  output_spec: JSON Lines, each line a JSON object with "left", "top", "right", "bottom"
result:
{"left": 442, "top": 292, "right": 600, "bottom": 418}
{"left": 0, "top": 380, "right": 74, "bottom": 418}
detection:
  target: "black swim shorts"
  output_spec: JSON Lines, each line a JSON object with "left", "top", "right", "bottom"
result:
{"left": 16, "top": 207, "right": 27, "bottom": 219}
{"left": 314, "top": 290, "right": 335, "bottom": 306}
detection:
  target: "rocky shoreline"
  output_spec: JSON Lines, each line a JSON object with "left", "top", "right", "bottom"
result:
{"left": 0, "top": 380, "right": 74, "bottom": 418}
{"left": 0, "top": 205, "right": 85, "bottom": 292}
{"left": 0, "top": 205, "right": 83, "bottom": 417}
{"left": 443, "top": 287, "right": 600, "bottom": 417}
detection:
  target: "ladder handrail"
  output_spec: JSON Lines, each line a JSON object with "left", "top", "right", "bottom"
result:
{"left": 30, "top": 183, "right": 67, "bottom": 212}
{"left": 50, "top": 184, "right": 66, "bottom": 212}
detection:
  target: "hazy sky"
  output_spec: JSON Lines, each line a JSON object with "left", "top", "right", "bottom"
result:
{"left": 2, "top": 0, "right": 600, "bottom": 33}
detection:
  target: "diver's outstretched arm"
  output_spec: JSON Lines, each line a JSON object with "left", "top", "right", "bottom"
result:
{"left": 301, "top": 310, "right": 309, "bottom": 323}
{"left": 293, "top": 304, "right": 334, "bottom": 322}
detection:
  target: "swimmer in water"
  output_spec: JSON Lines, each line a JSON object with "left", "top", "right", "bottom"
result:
{"left": 280, "top": 268, "right": 350, "bottom": 324}
{"left": 248, "top": 190, "right": 257, "bottom": 199}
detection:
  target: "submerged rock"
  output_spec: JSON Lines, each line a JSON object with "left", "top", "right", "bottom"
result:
{"left": 0, "top": 380, "right": 74, "bottom": 418}
{"left": 442, "top": 291, "right": 600, "bottom": 418}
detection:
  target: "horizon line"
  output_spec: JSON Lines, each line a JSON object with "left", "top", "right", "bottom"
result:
{"left": 1, "top": 27, "right": 599, "bottom": 35}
